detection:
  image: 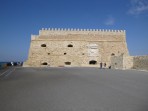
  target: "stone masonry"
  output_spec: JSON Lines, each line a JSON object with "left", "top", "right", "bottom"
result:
{"left": 111, "top": 55, "right": 133, "bottom": 69}
{"left": 133, "top": 56, "right": 148, "bottom": 70}
{"left": 111, "top": 55, "right": 148, "bottom": 70}
{"left": 23, "top": 28, "right": 129, "bottom": 67}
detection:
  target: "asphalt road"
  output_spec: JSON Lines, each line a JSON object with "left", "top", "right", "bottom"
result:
{"left": 0, "top": 67, "right": 148, "bottom": 111}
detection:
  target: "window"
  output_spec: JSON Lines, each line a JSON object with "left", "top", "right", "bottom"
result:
{"left": 111, "top": 53, "right": 115, "bottom": 56}
{"left": 65, "top": 62, "right": 71, "bottom": 65}
{"left": 48, "top": 53, "right": 50, "bottom": 55}
{"left": 41, "top": 44, "right": 46, "bottom": 47}
{"left": 41, "top": 62, "right": 48, "bottom": 65}
{"left": 89, "top": 60, "right": 97, "bottom": 65}
{"left": 64, "top": 53, "right": 67, "bottom": 55}
{"left": 67, "top": 44, "right": 73, "bottom": 47}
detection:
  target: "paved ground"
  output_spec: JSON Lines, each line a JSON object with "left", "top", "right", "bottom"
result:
{"left": 0, "top": 67, "right": 148, "bottom": 111}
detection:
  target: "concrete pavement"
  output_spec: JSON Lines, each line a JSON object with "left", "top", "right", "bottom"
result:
{"left": 0, "top": 67, "right": 148, "bottom": 111}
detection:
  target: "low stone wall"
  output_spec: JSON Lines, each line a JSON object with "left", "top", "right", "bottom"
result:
{"left": 133, "top": 56, "right": 148, "bottom": 70}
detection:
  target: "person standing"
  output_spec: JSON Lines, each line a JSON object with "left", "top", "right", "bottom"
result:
{"left": 100, "top": 62, "right": 102, "bottom": 69}
{"left": 104, "top": 63, "right": 106, "bottom": 68}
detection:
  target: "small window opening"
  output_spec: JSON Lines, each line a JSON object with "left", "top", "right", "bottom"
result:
{"left": 65, "top": 62, "right": 71, "bottom": 65}
{"left": 115, "top": 63, "right": 117, "bottom": 65}
{"left": 41, "top": 44, "right": 46, "bottom": 47}
{"left": 41, "top": 62, "right": 48, "bottom": 65}
{"left": 67, "top": 44, "right": 73, "bottom": 47}
{"left": 82, "top": 53, "right": 85, "bottom": 55}
{"left": 48, "top": 53, "right": 50, "bottom": 55}
{"left": 89, "top": 60, "right": 97, "bottom": 65}
{"left": 111, "top": 53, "right": 115, "bottom": 56}
{"left": 64, "top": 53, "right": 67, "bottom": 55}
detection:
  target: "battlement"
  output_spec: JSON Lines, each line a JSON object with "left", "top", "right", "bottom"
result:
{"left": 39, "top": 28, "right": 126, "bottom": 35}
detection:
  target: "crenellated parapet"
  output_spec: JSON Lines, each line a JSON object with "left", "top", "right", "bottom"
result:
{"left": 31, "top": 34, "right": 39, "bottom": 40}
{"left": 39, "top": 28, "right": 126, "bottom": 36}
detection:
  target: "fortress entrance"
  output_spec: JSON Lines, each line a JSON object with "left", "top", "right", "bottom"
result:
{"left": 89, "top": 60, "right": 97, "bottom": 65}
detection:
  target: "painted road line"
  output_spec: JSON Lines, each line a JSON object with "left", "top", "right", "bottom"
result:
{"left": 0, "top": 68, "right": 15, "bottom": 79}
{"left": 4, "top": 68, "right": 15, "bottom": 77}
{"left": 0, "top": 68, "right": 12, "bottom": 77}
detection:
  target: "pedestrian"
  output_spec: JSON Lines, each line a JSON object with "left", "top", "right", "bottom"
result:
{"left": 104, "top": 63, "right": 106, "bottom": 68}
{"left": 109, "top": 65, "right": 111, "bottom": 69}
{"left": 100, "top": 62, "right": 102, "bottom": 69}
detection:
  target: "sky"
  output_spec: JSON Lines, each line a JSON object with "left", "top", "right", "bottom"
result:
{"left": 0, "top": 0, "right": 148, "bottom": 62}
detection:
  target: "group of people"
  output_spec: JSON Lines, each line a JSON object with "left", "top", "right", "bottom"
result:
{"left": 99, "top": 62, "right": 111, "bottom": 69}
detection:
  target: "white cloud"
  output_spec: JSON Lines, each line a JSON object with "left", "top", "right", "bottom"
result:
{"left": 104, "top": 16, "right": 115, "bottom": 25}
{"left": 128, "top": 0, "right": 148, "bottom": 15}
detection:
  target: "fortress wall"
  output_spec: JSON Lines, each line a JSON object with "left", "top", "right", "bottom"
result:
{"left": 26, "top": 39, "right": 128, "bottom": 67}
{"left": 133, "top": 56, "right": 148, "bottom": 70}
{"left": 26, "top": 40, "right": 97, "bottom": 67}
{"left": 24, "top": 28, "right": 129, "bottom": 67}
{"left": 110, "top": 55, "right": 133, "bottom": 69}
{"left": 111, "top": 55, "right": 123, "bottom": 69}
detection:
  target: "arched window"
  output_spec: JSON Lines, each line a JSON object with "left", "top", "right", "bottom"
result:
{"left": 65, "top": 62, "right": 71, "bottom": 65}
{"left": 89, "top": 60, "right": 97, "bottom": 65}
{"left": 41, "top": 62, "right": 48, "bottom": 65}
{"left": 41, "top": 44, "right": 46, "bottom": 47}
{"left": 111, "top": 53, "right": 115, "bottom": 56}
{"left": 67, "top": 44, "right": 73, "bottom": 47}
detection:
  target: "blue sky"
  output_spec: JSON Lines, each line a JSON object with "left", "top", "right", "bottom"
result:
{"left": 0, "top": 0, "right": 148, "bottom": 61}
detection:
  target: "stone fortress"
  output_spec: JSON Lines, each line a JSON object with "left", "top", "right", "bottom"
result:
{"left": 23, "top": 28, "right": 148, "bottom": 70}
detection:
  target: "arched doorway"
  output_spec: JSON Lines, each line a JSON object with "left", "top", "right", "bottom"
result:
{"left": 89, "top": 60, "right": 97, "bottom": 65}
